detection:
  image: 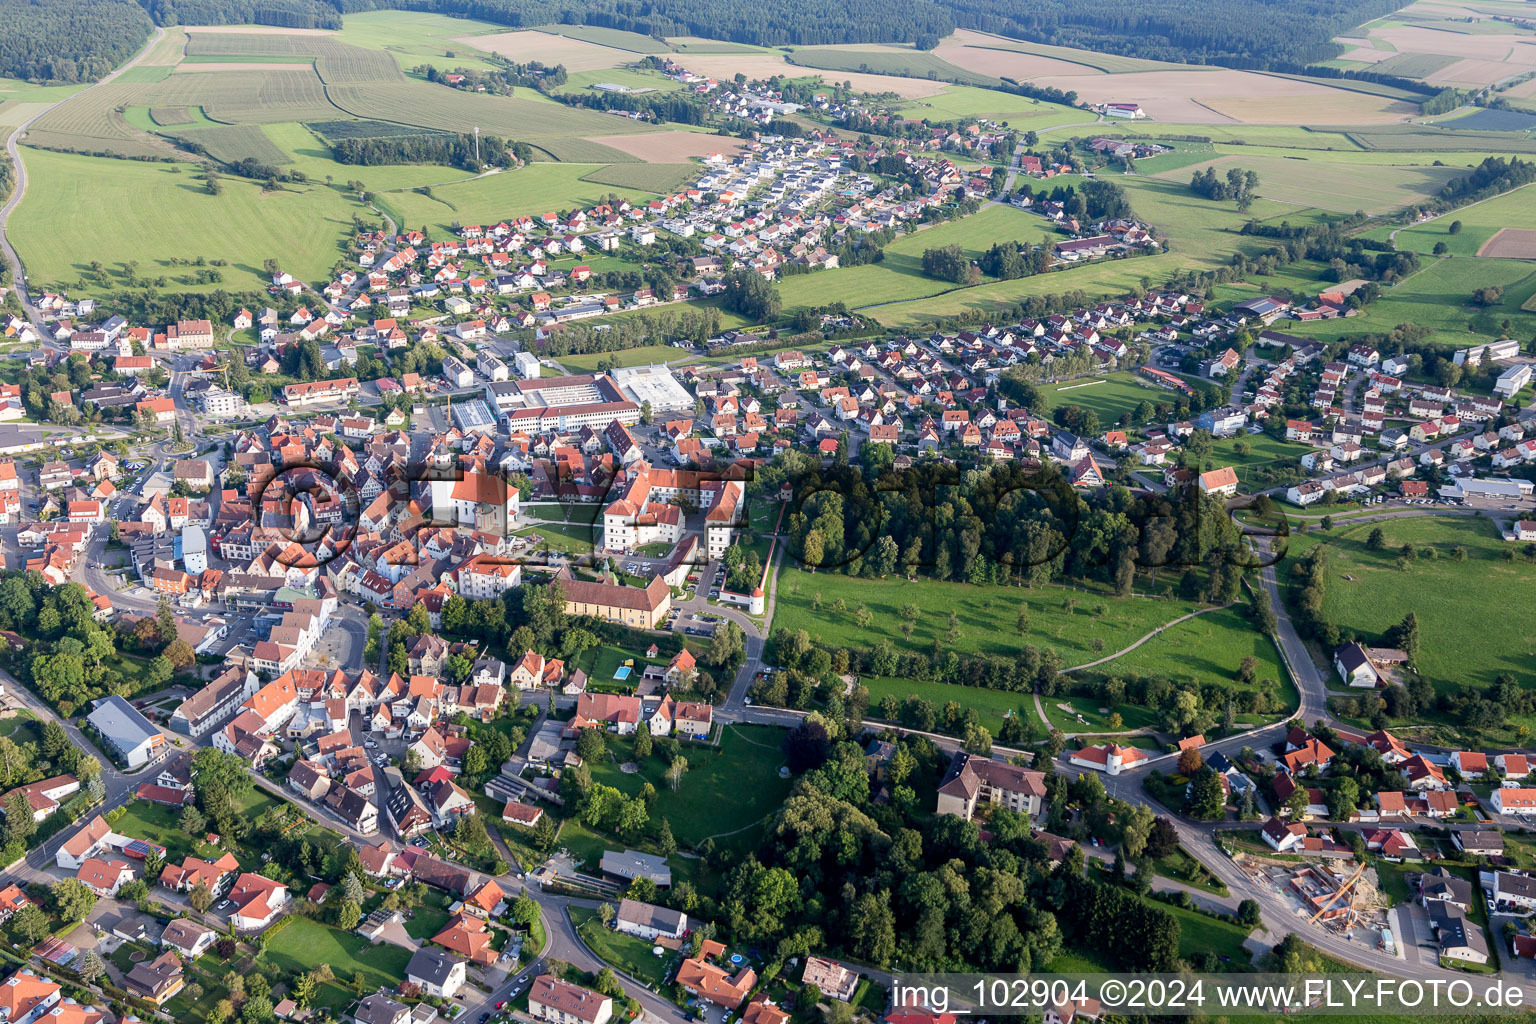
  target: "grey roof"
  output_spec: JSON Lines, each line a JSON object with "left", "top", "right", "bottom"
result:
{"left": 617, "top": 898, "right": 686, "bottom": 934}
{"left": 1495, "top": 871, "right": 1536, "bottom": 900}
{"left": 407, "top": 946, "right": 463, "bottom": 987}
{"left": 354, "top": 993, "right": 410, "bottom": 1024}
{"left": 1426, "top": 900, "right": 1488, "bottom": 956}
{"left": 600, "top": 849, "right": 672, "bottom": 886}
{"left": 1452, "top": 828, "right": 1503, "bottom": 853}
{"left": 1421, "top": 868, "right": 1472, "bottom": 906}
{"left": 88, "top": 695, "right": 163, "bottom": 753}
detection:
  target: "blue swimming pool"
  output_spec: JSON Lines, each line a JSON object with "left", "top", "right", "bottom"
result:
{"left": 614, "top": 666, "right": 632, "bottom": 680}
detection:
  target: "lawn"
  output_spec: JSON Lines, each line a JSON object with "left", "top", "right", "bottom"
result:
{"left": 1375, "top": 860, "right": 1414, "bottom": 907}
{"left": 863, "top": 675, "right": 1040, "bottom": 736}
{"left": 1036, "top": 692, "right": 1159, "bottom": 734}
{"left": 11, "top": 148, "right": 364, "bottom": 297}
{"left": 1091, "top": 602, "right": 1294, "bottom": 705}
{"left": 113, "top": 792, "right": 279, "bottom": 865}
{"left": 570, "top": 905, "right": 674, "bottom": 988}
{"left": 772, "top": 567, "right": 1203, "bottom": 667}
{"left": 1279, "top": 257, "right": 1536, "bottom": 350}
{"left": 1165, "top": 902, "right": 1253, "bottom": 966}
{"left": 1034, "top": 371, "right": 1193, "bottom": 425}
{"left": 1386, "top": 183, "right": 1536, "bottom": 257}
{"left": 585, "top": 723, "right": 792, "bottom": 849}
{"left": 572, "top": 641, "right": 667, "bottom": 688}
{"left": 514, "top": 521, "right": 602, "bottom": 557}
{"left": 0, "top": 711, "right": 40, "bottom": 741}
{"left": 1071, "top": 732, "right": 1162, "bottom": 749}
{"left": 777, "top": 204, "right": 1059, "bottom": 312}
{"left": 1142, "top": 846, "right": 1229, "bottom": 895}
{"left": 560, "top": 345, "right": 684, "bottom": 372}
{"left": 374, "top": 162, "right": 667, "bottom": 235}
{"left": 1208, "top": 432, "right": 1314, "bottom": 486}
{"left": 1285, "top": 515, "right": 1536, "bottom": 699}
{"left": 403, "top": 888, "right": 453, "bottom": 940}
{"left": 264, "top": 916, "right": 414, "bottom": 1010}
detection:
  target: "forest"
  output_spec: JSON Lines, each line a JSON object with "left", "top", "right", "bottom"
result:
{"left": 0, "top": 0, "right": 152, "bottom": 82}
{"left": 937, "top": 0, "right": 1414, "bottom": 70}
{"left": 1, "top": 0, "right": 1415, "bottom": 83}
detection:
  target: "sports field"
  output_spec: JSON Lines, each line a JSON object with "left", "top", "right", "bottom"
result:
{"left": 1034, "top": 372, "right": 1186, "bottom": 424}
{"left": 10, "top": 148, "right": 359, "bottom": 296}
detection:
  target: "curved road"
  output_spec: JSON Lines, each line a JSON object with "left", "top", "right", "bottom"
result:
{"left": 0, "top": 28, "right": 166, "bottom": 327}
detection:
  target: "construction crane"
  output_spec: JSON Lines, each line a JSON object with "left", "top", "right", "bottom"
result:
{"left": 1309, "top": 860, "right": 1367, "bottom": 925}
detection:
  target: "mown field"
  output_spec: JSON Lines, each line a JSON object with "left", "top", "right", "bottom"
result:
{"left": 1286, "top": 515, "right": 1536, "bottom": 694}
{"left": 858, "top": 176, "right": 1328, "bottom": 328}
{"left": 772, "top": 567, "right": 1205, "bottom": 666}
{"left": 1152, "top": 154, "right": 1466, "bottom": 214}
{"left": 585, "top": 724, "right": 793, "bottom": 850}
{"left": 559, "top": 345, "right": 682, "bottom": 372}
{"left": 1376, "top": 183, "right": 1536, "bottom": 256}
{"left": 1090, "top": 601, "right": 1291, "bottom": 702}
{"left": 334, "top": 9, "right": 512, "bottom": 72}
{"left": 261, "top": 120, "right": 466, "bottom": 190}
{"left": 1280, "top": 257, "right": 1536, "bottom": 348}
{"left": 11, "top": 148, "right": 358, "bottom": 296}
{"left": 861, "top": 675, "right": 1041, "bottom": 735}
{"left": 895, "top": 86, "right": 1088, "bottom": 125}
{"left": 1208, "top": 431, "right": 1314, "bottom": 486}
{"left": 373, "top": 162, "right": 668, "bottom": 233}
{"left": 776, "top": 204, "right": 1058, "bottom": 311}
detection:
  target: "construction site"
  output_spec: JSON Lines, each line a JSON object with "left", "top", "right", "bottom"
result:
{"left": 1232, "top": 850, "right": 1398, "bottom": 955}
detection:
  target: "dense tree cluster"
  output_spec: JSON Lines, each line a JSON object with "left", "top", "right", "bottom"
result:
{"left": 1433, "top": 156, "right": 1536, "bottom": 209}
{"left": 330, "top": 132, "right": 528, "bottom": 171}
{"left": 0, "top": 0, "right": 152, "bottom": 82}
{"left": 1190, "top": 166, "right": 1260, "bottom": 211}
{"left": 921, "top": 244, "right": 980, "bottom": 285}
{"left": 936, "top": 0, "right": 1413, "bottom": 70}
{"left": 721, "top": 268, "right": 781, "bottom": 322}
{"left": 554, "top": 89, "right": 709, "bottom": 125}
{"left": 0, "top": 573, "right": 182, "bottom": 718}
{"left": 665, "top": 730, "right": 1196, "bottom": 975}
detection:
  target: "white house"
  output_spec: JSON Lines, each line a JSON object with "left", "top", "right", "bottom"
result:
{"left": 615, "top": 899, "right": 687, "bottom": 941}
{"left": 406, "top": 947, "right": 467, "bottom": 1000}
{"left": 1261, "top": 816, "right": 1305, "bottom": 851}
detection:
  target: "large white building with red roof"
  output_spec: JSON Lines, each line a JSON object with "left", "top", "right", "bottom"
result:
{"left": 601, "top": 461, "right": 746, "bottom": 555}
